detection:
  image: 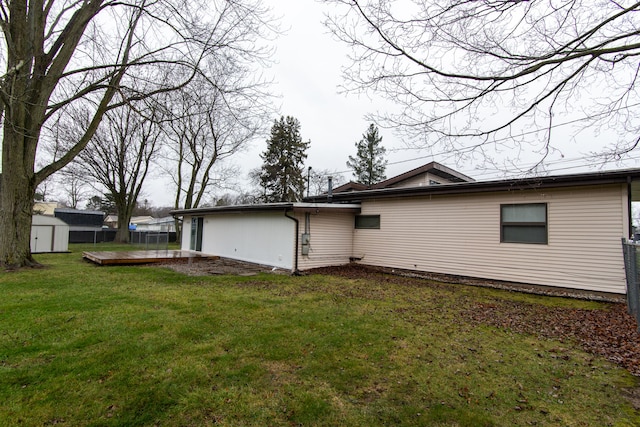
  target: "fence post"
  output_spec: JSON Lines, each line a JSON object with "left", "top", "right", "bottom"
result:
{"left": 622, "top": 238, "right": 640, "bottom": 332}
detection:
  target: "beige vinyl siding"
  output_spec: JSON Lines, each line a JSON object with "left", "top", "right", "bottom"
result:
{"left": 297, "top": 211, "right": 354, "bottom": 270}
{"left": 353, "top": 184, "right": 628, "bottom": 293}
{"left": 388, "top": 172, "right": 453, "bottom": 189}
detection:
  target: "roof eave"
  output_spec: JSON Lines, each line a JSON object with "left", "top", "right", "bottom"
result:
{"left": 171, "top": 202, "right": 361, "bottom": 217}
{"left": 305, "top": 169, "right": 640, "bottom": 203}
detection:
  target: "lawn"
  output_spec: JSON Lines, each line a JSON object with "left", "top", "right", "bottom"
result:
{"left": 0, "top": 244, "right": 639, "bottom": 426}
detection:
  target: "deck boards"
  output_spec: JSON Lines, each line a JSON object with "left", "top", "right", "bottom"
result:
{"left": 83, "top": 250, "right": 217, "bottom": 265}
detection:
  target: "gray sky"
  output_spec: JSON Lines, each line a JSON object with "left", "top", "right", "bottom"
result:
{"left": 147, "top": 0, "right": 640, "bottom": 206}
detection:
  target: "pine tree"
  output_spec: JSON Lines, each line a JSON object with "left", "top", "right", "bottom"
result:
{"left": 347, "top": 124, "right": 387, "bottom": 186}
{"left": 259, "top": 116, "right": 311, "bottom": 202}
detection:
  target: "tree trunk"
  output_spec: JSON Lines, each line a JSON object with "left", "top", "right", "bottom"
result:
{"left": 0, "top": 143, "right": 38, "bottom": 268}
{"left": 115, "top": 210, "right": 131, "bottom": 243}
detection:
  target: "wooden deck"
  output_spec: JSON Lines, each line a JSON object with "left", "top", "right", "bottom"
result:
{"left": 83, "top": 250, "right": 217, "bottom": 266}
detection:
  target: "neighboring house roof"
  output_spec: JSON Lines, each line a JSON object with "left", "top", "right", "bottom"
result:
{"left": 130, "top": 216, "right": 155, "bottom": 224}
{"left": 371, "top": 161, "right": 475, "bottom": 189}
{"left": 148, "top": 216, "right": 176, "bottom": 225}
{"left": 305, "top": 167, "right": 640, "bottom": 203}
{"left": 104, "top": 215, "right": 118, "bottom": 223}
{"left": 54, "top": 208, "right": 105, "bottom": 227}
{"left": 172, "top": 202, "right": 361, "bottom": 216}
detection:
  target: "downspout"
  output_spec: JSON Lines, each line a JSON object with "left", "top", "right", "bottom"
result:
{"left": 628, "top": 176, "right": 633, "bottom": 238}
{"left": 284, "top": 209, "right": 300, "bottom": 275}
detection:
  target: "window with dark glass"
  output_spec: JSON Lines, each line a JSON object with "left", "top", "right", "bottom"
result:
{"left": 355, "top": 215, "right": 380, "bottom": 229}
{"left": 500, "top": 203, "right": 547, "bottom": 244}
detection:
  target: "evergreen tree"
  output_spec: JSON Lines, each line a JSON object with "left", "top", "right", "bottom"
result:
{"left": 347, "top": 124, "right": 387, "bottom": 186}
{"left": 259, "top": 116, "right": 311, "bottom": 202}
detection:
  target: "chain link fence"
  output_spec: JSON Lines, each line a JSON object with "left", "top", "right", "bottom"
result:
{"left": 621, "top": 238, "right": 640, "bottom": 331}
{"left": 130, "top": 231, "right": 170, "bottom": 250}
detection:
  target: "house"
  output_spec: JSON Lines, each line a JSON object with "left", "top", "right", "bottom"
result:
{"left": 129, "top": 216, "right": 155, "bottom": 230}
{"left": 31, "top": 215, "right": 69, "bottom": 253}
{"left": 104, "top": 214, "right": 118, "bottom": 229}
{"left": 54, "top": 208, "right": 110, "bottom": 243}
{"left": 172, "top": 163, "right": 640, "bottom": 295}
{"left": 33, "top": 201, "right": 59, "bottom": 215}
{"left": 133, "top": 216, "right": 176, "bottom": 233}
{"left": 173, "top": 203, "right": 361, "bottom": 270}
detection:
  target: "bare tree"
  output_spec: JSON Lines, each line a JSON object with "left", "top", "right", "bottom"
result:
{"left": 0, "top": 0, "right": 275, "bottom": 267}
{"left": 163, "top": 68, "right": 270, "bottom": 211}
{"left": 308, "top": 169, "right": 346, "bottom": 197}
{"left": 73, "top": 98, "right": 165, "bottom": 242}
{"left": 325, "top": 0, "right": 640, "bottom": 167}
{"left": 56, "top": 165, "right": 92, "bottom": 209}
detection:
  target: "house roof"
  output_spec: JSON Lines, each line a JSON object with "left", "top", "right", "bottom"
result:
{"left": 130, "top": 216, "right": 155, "bottom": 224}
{"left": 331, "top": 162, "right": 474, "bottom": 193}
{"left": 171, "top": 202, "right": 361, "bottom": 216}
{"left": 332, "top": 181, "right": 369, "bottom": 193}
{"left": 306, "top": 167, "right": 640, "bottom": 203}
{"left": 371, "top": 161, "right": 475, "bottom": 189}
{"left": 54, "top": 208, "right": 105, "bottom": 227}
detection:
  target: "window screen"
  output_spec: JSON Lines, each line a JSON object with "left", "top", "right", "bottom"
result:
{"left": 501, "top": 203, "right": 547, "bottom": 244}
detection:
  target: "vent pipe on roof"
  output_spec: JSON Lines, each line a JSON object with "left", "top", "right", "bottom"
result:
{"left": 327, "top": 176, "right": 333, "bottom": 203}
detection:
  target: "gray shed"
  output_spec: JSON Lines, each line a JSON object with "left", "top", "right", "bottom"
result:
{"left": 31, "top": 215, "right": 69, "bottom": 253}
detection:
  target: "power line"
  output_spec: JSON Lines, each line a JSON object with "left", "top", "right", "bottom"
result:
{"left": 317, "top": 101, "right": 640, "bottom": 180}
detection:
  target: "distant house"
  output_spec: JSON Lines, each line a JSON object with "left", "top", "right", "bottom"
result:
{"left": 33, "top": 201, "right": 59, "bottom": 215}
{"left": 172, "top": 162, "right": 640, "bottom": 296}
{"left": 134, "top": 216, "right": 176, "bottom": 233}
{"left": 54, "top": 208, "right": 110, "bottom": 243}
{"left": 104, "top": 215, "right": 118, "bottom": 229}
{"left": 129, "top": 216, "right": 155, "bottom": 230}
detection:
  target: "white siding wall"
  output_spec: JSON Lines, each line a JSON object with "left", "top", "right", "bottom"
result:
{"left": 297, "top": 211, "right": 354, "bottom": 270}
{"left": 353, "top": 184, "right": 629, "bottom": 293}
{"left": 181, "top": 215, "right": 192, "bottom": 250}
{"left": 200, "top": 212, "right": 295, "bottom": 269}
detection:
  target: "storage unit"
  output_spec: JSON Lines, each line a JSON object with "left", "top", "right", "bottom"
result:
{"left": 31, "top": 215, "right": 69, "bottom": 253}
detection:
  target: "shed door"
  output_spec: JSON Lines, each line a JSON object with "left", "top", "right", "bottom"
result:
{"left": 31, "top": 226, "right": 53, "bottom": 253}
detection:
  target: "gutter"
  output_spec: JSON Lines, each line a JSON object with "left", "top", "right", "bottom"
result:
{"left": 284, "top": 209, "right": 300, "bottom": 275}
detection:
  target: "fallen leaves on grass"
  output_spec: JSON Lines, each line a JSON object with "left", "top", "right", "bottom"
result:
{"left": 465, "top": 300, "right": 640, "bottom": 376}
{"left": 310, "top": 264, "right": 640, "bottom": 377}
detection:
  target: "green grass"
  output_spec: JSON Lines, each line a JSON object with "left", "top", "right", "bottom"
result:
{"left": 0, "top": 243, "right": 638, "bottom": 426}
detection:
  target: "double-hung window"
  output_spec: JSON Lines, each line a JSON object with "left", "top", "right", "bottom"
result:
{"left": 500, "top": 203, "right": 547, "bottom": 244}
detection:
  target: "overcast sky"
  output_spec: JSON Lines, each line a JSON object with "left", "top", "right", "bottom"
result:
{"left": 147, "top": 0, "right": 640, "bottom": 206}
{"left": 150, "top": 0, "right": 433, "bottom": 205}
